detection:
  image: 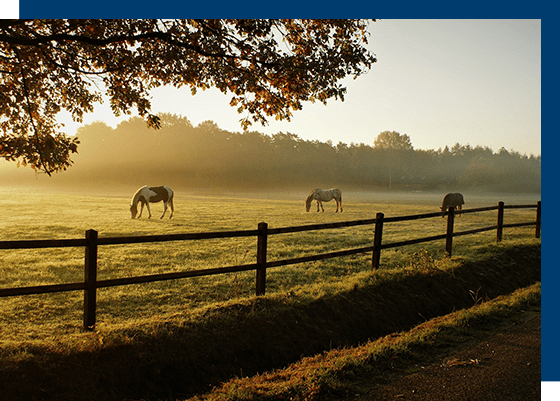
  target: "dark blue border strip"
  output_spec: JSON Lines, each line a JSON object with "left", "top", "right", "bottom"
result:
{"left": 541, "top": 17, "right": 554, "bottom": 382}
{"left": 18, "top": 1, "right": 544, "bottom": 19}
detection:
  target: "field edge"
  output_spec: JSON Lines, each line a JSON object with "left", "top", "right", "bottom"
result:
{"left": 0, "top": 243, "right": 541, "bottom": 401}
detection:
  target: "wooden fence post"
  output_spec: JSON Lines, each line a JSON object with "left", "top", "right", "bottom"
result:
{"left": 84, "top": 229, "right": 98, "bottom": 331}
{"left": 536, "top": 201, "right": 541, "bottom": 239}
{"left": 445, "top": 207, "right": 455, "bottom": 256}
{"left": 496, "top": 201, "right": 505, "bottom": 243}
{"left": 372, "top": 212, "right": 384, "bottom": 269}
{"left": 256, "top": 222, "right": 268, "bottom": 296}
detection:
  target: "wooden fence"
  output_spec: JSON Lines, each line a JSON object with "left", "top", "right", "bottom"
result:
{"left": 0, "top": 201, "right": 541, "bottom": 331}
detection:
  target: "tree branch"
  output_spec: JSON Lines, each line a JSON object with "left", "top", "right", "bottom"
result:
{"left": 0, "top": 29, "right": 280, "bottom": 69}
{"left": 12, "top": 47, "right": 52, "bottom": 176}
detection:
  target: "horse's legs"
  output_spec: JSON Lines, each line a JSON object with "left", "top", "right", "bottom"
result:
{"left": 319, "top": 200, "right": 324, "bottom": 212}
{"left": 138, "top": 203, "right": 144, "bottom": 218}
{"left": 160, "top": 202, "right": 168, "bottom": 219}
{"left": 145, "top": 202, "right": 152, "bottom": 219}
{"left": 333, "top": 195, "right": 343, "bottom": 213}
{"left": 169, "top": 198, "right": 174, "bottom": 219}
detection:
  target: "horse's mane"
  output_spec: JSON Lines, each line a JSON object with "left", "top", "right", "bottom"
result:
{"left": 305, "top": 195, "right": 313, "bottom": 206}
{"left": 306, "top": 188, "right": 321, "bottom": 206}
{"left": 130, "top": 185, "right": 147, "bottom": 206}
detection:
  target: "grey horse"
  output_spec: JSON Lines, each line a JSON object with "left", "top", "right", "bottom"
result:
{"left": 305, "top": 188, "right": 343, "bottom": 212}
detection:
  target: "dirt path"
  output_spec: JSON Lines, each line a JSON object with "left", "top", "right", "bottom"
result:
{"left": 359, "top": 311, "right": 541, "bottom": 400}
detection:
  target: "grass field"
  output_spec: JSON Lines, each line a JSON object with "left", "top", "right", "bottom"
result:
{"left": 0, "top": 186, "right": 540, "bottom": 345}
{"left": 0, "top": 186, "right": 541, "bottom": 401}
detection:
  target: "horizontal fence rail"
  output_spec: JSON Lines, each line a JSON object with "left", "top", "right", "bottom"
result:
{"left": 0, "top": 201, "right": 541, "bottom": 331}
{"left": 96, "top": 229, "right": 261, "bottom": 246}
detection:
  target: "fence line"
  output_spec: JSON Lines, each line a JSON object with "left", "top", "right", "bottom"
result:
{"left": 0, "top": 201, "right": 541, "bottom": 331}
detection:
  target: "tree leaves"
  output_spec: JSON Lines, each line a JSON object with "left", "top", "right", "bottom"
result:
{"left": 373, "top": 131, "right": 414, "bottom": 151}
{"left": 0, "top": 19, "right": 376, "bottom": 174}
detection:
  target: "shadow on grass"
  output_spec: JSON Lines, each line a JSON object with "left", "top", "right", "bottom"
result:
{"left": 1, "top": 244, "right": 540, "bottom": 401}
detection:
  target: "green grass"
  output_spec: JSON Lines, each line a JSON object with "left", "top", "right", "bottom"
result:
{"left": 0, "top": 188, "right": 540, "bottom": 345}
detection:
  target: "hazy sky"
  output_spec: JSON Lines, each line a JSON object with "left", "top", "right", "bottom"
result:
{"left": 52, "top": 19, "right": 541, "bottom": 156}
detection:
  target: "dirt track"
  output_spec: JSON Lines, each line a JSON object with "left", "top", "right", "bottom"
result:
{"left": 360, "top": 311, "right": 540, "bottom": 400}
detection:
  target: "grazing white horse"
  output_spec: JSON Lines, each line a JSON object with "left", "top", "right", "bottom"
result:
{"left": 441, "top": 192, "right": 464, "bottom": 217}
{"left": 130, "top": 185, "right": 174, "bottom": 219}
{"left": 306, "top": 188, "right": 343, "bottom": 213}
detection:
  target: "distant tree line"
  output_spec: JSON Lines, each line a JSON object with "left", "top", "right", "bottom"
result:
{"left": 15, "top": 114, "right": 539, "bottom": 193}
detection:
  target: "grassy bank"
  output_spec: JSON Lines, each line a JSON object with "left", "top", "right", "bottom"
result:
{"left": 0, "top": 242, "right": 540, "bottom": 401}
{"left": 193, "top": 283, "right": 541, "bottom": 401}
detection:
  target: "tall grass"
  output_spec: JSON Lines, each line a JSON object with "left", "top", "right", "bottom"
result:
{"left": 0, "top": 188, "right": 540, "bottom": 345}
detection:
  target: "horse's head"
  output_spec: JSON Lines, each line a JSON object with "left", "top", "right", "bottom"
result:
{"left": 305, "top": 196, "right": 313, "bottom": 212}
{"left": 130, "top": 204, "right": 138, "bottom": 219}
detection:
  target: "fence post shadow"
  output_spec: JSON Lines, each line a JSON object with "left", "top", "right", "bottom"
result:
{"left": 84, "top": 229, "right": 98, "bottom": 331}
{"left": 256, "top": 222, "right": 268, "bottom": 296}
{"left": 372, "top": 212, "right": 384, "bottom": 269}
{"left": 445, "top": 207, "right": 455, "bottom": 256}
{"left": 497, "top": 201, "right": 505, "bottom": 242}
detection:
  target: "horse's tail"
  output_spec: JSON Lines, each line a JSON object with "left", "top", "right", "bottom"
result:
{"left": 336, "top": 188, "right": 343, "bottom": 212}
{"left": 168, "top": 188, "right": 175, "bottom": 217}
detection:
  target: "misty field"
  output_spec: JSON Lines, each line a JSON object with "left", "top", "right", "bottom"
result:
{"left": 0, "top": 186, "right": 540, "bottom": 343}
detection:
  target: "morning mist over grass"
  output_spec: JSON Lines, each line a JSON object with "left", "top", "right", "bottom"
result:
{"left": 0, "top": 115, "right": 541, "bottom": 198}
